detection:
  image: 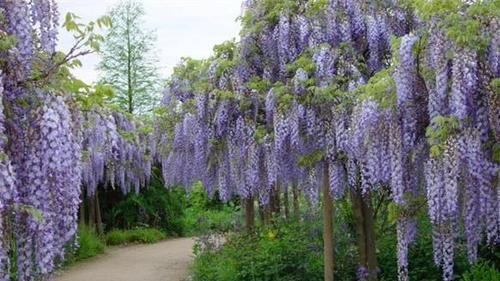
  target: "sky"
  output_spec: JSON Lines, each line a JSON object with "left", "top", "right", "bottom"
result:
{"left": 58, "top": 0, "right": 243, "bottom": 83}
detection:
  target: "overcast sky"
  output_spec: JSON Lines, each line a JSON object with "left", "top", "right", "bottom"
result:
{"left": 58, "top": 0, "right": 242, "bottom": 83}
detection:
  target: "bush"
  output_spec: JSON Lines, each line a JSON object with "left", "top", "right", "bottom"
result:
{"left": 191, "top": 217, "right": 356, "bottom": 281}
{"left": 461, "top": 260, "right": 500, "bottom": 281}
{"left": 191, "top": 207, "right": 500, "bottom": 281}
{"left": 105, "top": 228, "right": 166, "bottom": 246}
{"left": 65, "top": 225, "right": 106, "bottom": 264}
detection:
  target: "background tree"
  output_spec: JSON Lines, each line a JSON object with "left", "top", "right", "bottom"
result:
{"left": 98, "top": 0, "right": 161, "bottom": 114}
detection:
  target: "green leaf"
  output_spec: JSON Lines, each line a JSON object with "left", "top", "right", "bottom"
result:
{"left": 14, "top": 204, "right": 45, "bottom": 223}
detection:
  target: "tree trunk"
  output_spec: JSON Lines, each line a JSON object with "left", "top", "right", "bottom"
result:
{"left": 363, "top": 194, "right": 378, "bottom": 281}
{"left": 274, "top": 182, "right": 281, "bottom": 217}
{"left": 259, "top": 201, "right": 266, "bottom": 225}
{"left": 79, "top": 190, "right": 86, "bottom": 225}
{"left": 88, "top": 193, "right": 96, "bottom": 230}
{"left": 244, "top": 196, "right": 255, "bottom": 234}
{"left": 323, "top": 165, "right": 334, "bottom": 281}
{"left": 284, "top": 184, "right": 290, "bottom": 220}
{"left": 95, "top": 190, "right": 104, "bottom": 235}
{"left": 293, "top": 184, "right": 300, "bottom": 220}
{"left": 269, "top": 188, "right": 275, "bottom": 219}
{"left": 351, "top": 189, "right": 378, "bottom": 281}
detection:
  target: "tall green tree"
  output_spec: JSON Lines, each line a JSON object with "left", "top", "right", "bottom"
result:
{"left": 98, "top": 0, "right": 161, "bottom": 114}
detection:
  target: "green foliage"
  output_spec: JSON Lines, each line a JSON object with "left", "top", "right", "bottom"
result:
{"left": 254, "top": 126, "right": 268, "bottom": 144}
{"left": 246, "top": 76, "right": 272, "bottom": 94}
{"left": 426, "top": 115, "right": 460, "bottom": 157}
{"left": 356, "top": 69, "right": 396, "bottom": 109}
{"left": 191, "top": 221, "right": 325, "bottom": 281}
{"left": 105, "top": 228, "right": 166, "bottom": 245}
{"left": 170, "top": 57, "right": 209, "bottom": 94}
{"left": 491, "top": 78, "right": 500, "bottom": 96}
{"left": 182, "top": 182, "right": 240, "bottom": 236}
{"left": 413, "top": 0, "right": 498, "bottom": 52}
{"left": 272, "top": 82, "right": 296, "bottom": 110}
{"left": 21, "top": 12, "right": 110, "bottom": 93}
{"left": 310, "top": 81, "right": 353, "bottom": 107}
{"left": 444, "top": 15, "right": 490, "bottom": 52}
{"left": 461, "top": 260, "right": 500, "bottom": 281}
{"left": 73, "top": 83, "right": 114, "bottom": 110}
{"left": 306, "top": 0, "right": 329, "bottom": 16}
{"left": 65, "top": 225, "right": 106, "bottom": 265}
{"left": 215, "top": 59, "right": 238, "bottom": 81}
{"left": 103, "top": 169, "right": 186, "bottom": 235}
{"left": 213, "top": 40, "right": 237, "bottom": 60}
{"left": 97, "top": 1, "right": 162, "bottom": 114}
{"left": 62, "top": 12, "right": 111, "bottom": 51}
{"left": 192, "top": 215, "right": 358, "bottom": 281}
{"left": 0, "top": 30, "right": 16, "bottom": 54}
{"left": 493, "top": 142, "right": 500, "bottom": 163}
{"left": 378, "top": 217, "right": 470, "bottom": 281}
{"left": 413, "top": 0, "right": 462, "bottom": 19}
{"left": 286, "top": 51, "right": 316, "bottom": 75}
{"left": 13, "top": 204, "right": 44, "bottom": 223}
{"left": 183, "top": 206, "right": 239, "bottom": 236}
{"left": 240, "top": 0, "right": 299, "bottom": 34}
{"left": 298, "top": 149, "right": 325, "bottom": 167}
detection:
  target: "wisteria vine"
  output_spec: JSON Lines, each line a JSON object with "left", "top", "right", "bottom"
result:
{"left": 156, "top": 1, "right": 499, "bottom": 281}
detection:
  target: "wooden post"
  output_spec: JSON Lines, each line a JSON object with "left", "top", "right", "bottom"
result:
{"left": 323, "top": 165, "right": 334, "bottom": 281}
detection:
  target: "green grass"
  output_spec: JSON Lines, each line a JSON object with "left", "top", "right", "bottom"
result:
{"left": 105, "top": 228, "right": 166, "bottom": 246}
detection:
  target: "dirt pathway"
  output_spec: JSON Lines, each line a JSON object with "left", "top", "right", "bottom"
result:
{"left": 55, "top": 238, "right": 195, "bottom": 281}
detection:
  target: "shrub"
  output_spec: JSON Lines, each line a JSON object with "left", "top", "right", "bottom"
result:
{"left": 191, "top": 210, "right": 500, "bottom": 281}
{"left": 461, "top": 260, "right": 500, "bottom": 281}
{"left": 65, "top": 225, "right": 106, "bottom": 264}
{"left": 191, "top": 217, "right": 356, "bottom": 281}
{"left": 105, "top": 228, "right": 166, "bottom": 246}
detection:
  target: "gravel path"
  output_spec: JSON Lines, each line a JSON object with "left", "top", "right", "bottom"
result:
{"left": 54, "top": 238, "right": 194, "bottom": 281}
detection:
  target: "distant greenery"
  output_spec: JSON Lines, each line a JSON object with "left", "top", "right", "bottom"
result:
{"left": 102, "top": 168, "right": 186, "bottom": 236}
{"left": 105, "top": 228, "right": 166, "bottom": 245}
{"left": 182, "top": 182, "right": 240, "bottom": 236}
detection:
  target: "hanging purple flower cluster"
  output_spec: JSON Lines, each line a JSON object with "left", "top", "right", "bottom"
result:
{"left": 0, "top": 71, "right": 17, "bottom": 281}
{"left": 81, "top": 109, "right": 153, "bottom": 196}
{"left": 18, "top": 94, "right": 82, "bottom": 278}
